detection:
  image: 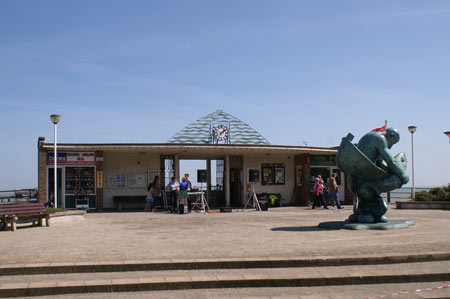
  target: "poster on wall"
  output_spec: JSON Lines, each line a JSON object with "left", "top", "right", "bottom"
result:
{"left": 107, "top": 173, "right": 125, "bottom": 188}
{"left": 96, "top": 171, "right": 103, "bottom": 189}
{"left": 247, "top": 166, "right": 260, "bottom": 183}
{"left": 261, "top": 163, "right": 273, "bottom": 185}
{"left": 147, "top": 170, "right": 159, "bottom": 185}
{"left": 128, "top": 173, "right": 147, "bottom": 189}
{"left": 274, "top": 164, "right": 285, "bottom": 185}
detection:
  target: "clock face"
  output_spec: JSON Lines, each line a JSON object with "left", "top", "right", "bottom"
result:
{"left": 214, "top": 125, "right": 228, "bottom": 141}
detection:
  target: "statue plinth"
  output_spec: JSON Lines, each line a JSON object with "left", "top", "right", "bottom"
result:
{"left": 318, "top": 220, "right": 415, "bottom": 230}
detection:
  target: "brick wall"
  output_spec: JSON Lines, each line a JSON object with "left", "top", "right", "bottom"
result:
{"left": 95, "top": 151, "right": 104, "bottom": 210}
{"left": 37, "top": 137, "right": 47, "bottom": 203}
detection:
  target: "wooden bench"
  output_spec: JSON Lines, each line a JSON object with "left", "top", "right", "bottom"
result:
{"left": 113, "top": 196, "right": 146, "bottom": 211}
{"left": 0, "top": 203, "right": 50, "bottom": 232}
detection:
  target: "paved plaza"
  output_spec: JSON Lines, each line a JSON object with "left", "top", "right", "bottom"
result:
{"left": 1, "top": 206, "right": 450, "bottom": 265}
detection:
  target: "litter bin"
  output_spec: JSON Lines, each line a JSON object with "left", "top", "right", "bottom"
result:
{"left": 259, "top": 200, "right": 269, "bottom": 211}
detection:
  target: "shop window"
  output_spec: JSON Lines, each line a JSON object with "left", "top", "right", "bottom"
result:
{"left": 65, "top": 167, "right": 96, "bottom": 195}
{"left": 261, "top": 163, "right": 285, "bottom": 185}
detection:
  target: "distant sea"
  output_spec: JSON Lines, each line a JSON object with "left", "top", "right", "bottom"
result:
{"left": 382, "top": 187, "right": 432, "bottom": 202}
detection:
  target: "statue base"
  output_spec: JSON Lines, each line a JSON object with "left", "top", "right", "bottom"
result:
{"left": 318, "top": 220, "right": 414, "bottom": 230}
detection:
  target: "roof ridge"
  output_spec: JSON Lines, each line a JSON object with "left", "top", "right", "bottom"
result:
{"left": 168, "top": 110, "right": 270, "bottom": 145}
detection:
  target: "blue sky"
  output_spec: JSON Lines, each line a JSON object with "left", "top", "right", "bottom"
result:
{"left": 0, "top": 0, "right": 449, "bottom": 189}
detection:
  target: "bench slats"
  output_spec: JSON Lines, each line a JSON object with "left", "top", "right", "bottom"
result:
{"left": 113, "top": 196, "right": 146, "bottom": 203}
{"left": 0, "top": 206, "right": 45, "bottom": 213}
{"left": 0, "top": 203, "right": 46, "bottom": 216}
{"left": 0, "top": 203, "right": 50, "bottom": 232}
{"left": 113, "top": 196, "right": 146, "bottom": 211}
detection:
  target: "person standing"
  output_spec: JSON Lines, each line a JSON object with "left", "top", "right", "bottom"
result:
{"left": 312, "top": 177, "right": 323, "bottom": 209}
{"left": 166, "top": 176, "right": 179, "bottom": 213}
{"left": 319, "top": 178, "right": 327, "bottom": 208}
{"left": 179, "top": 177, "right": 189, "bottom": 214}
{"left": 144, "top": 183, "right": 154, "bottom": 212}
{"left": 327, "top": 173, "right": 343, "bottom": 209}
{"left": 184, "top": 173, "right": 192, "bottom": 212}
{"left": 151, "top": 176, "right": 161, "bottom": 211}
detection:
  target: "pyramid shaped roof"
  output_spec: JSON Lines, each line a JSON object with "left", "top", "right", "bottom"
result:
{"left": 168, "top": 110, "right": 270, "bottom": 145}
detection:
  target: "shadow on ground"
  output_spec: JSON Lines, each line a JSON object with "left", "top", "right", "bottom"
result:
{"left": 271, "top": 225, "right": 340, "bottom": 232}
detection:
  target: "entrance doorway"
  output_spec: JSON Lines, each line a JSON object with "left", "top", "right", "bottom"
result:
{"left": 178, "top": 159, "right": 225, "bottom": 208}
{"left": 48, "top": 167, "right": 62, "bottom": 207}
{"left": 179, "top": 160, "right": 207, "bottom": 189}
{"left": 229, "top": 156, "right": 243, "bottom": 206}
{"left": 230, "top": 169, "right": 242, "bottom": 206}
{"left": 309, "top": 166, "right": 345, "bottom": 203}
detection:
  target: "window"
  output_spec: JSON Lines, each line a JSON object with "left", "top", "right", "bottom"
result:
{"left": 262, "top": 163, "right": 285, "bottom": 185}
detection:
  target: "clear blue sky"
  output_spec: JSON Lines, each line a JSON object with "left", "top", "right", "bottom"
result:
{"left": 1, "top": 0, "right": 449, "bottom": 189}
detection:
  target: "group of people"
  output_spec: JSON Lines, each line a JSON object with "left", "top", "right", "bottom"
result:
{"left": 311, "top": 173, "right": 343, "bottom": 209}
{"left": 145, "top": 173, "right": 193, "bottom": 214}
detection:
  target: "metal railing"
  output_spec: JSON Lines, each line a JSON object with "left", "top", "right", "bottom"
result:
{"left": 0, "top": 189, "right": 38, "bottom": 204}
{"left": 382, "top": 187, "right": 431, "bottom": 202}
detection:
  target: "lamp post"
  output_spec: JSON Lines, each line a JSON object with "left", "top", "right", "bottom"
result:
{"left": 408, "top": 126, "right": 417, "bottom": 200}
{"left": 50, "top": 114, "right": 61, "bottom": 208}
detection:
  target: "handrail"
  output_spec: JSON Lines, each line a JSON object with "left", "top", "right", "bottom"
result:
{"left": 0, "top": 189, "right": 38, "bottom": 205}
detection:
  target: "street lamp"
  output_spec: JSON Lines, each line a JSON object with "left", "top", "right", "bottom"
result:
{"left": 50, "top": 114, "right": 61, "bottom": 208}
{"left": 408, "top": 126, "right": 417, "bottom": 200}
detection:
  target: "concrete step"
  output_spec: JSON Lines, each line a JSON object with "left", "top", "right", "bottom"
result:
{"left": 18, "top": 282, "right": 450, "bottom": 299}
{"left": 1, "top": 261, "right": 450, "bottom": 297}
{"left": 1, "top": 253, "right": 449, "bottom": 276}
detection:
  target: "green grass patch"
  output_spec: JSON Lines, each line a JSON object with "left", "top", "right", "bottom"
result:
{"left": 46, "top": 207, "right": 66, "bottom": 213}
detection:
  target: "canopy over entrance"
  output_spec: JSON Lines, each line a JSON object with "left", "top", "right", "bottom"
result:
{"left": 168, "top": 110, "right": 270, "bottom": 145}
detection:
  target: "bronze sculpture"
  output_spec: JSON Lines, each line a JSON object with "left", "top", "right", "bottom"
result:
{"left": 336, "top": 128, "right": 409, "bottom": 223}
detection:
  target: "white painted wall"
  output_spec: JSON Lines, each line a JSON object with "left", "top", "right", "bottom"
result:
{"left": 101, "top": 151, "right": 295, "bottom": 208}
{"left": 103, "top": 151, "right": 160, "bottom": 208}
{"left": 243, "top": 153, "right": 294, "bottom": 205}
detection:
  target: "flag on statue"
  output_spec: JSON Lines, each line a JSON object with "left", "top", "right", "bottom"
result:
{"left": 371, "top": 124, "right": 387, "bottom": 132}
{"left": 444, "top": 131, "right": 450, "bottom": 143}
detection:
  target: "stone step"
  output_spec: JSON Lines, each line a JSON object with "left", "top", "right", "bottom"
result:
{"left": 1, "top": 261, "right": 450, "bottom": 297}
{"left": 1, "top": 253, "right": 449, "bottom": 276}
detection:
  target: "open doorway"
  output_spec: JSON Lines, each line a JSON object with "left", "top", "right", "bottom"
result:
{"left": 48, "top": 167, "right": 62, "bottom": 208}
{"left": 179, "top": 160, "right": 207, "bottom": 190}
{"left": 179, "top": 159, "right": 224, "bottom": 208}
{"left": 309, "top": 166, "right": 345, "bottom": 204}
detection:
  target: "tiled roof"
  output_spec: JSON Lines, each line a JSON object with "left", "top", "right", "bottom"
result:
{"left": 168, "top": 110, "right": 270, "bottom": 145}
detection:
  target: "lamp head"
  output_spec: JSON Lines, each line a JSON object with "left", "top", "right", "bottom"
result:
{"left": 408, "top": 126, "right": 417, "bottom": 134}
{"left": 50, "top": 114, "right": 61, "bottom": 124}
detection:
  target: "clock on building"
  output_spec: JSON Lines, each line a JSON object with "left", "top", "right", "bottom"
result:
{"left": 213, "top": 125, "right": 229, "bottom": 141}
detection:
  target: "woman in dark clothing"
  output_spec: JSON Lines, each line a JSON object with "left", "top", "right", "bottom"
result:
{"left": 166, "top": 176, "right": 179, "bottom": 213}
